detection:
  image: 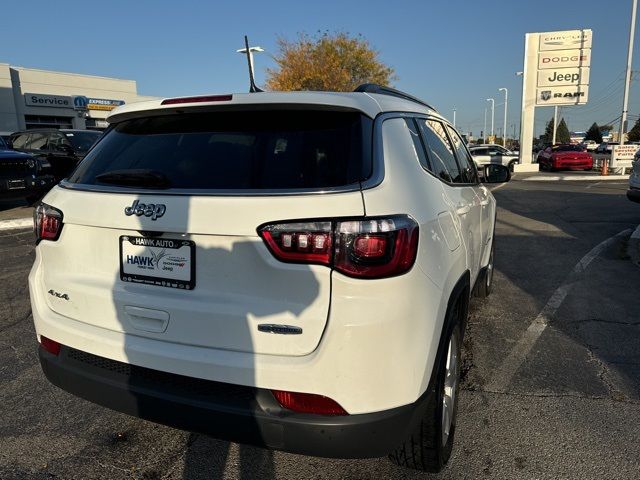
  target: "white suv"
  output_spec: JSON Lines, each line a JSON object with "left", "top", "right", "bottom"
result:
{"left": 29, "top": 85, "right": 509, "bottom": 472}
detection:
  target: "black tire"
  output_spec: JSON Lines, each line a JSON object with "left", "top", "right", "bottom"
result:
{"left": 475, "top": 240, "right": 494, "bottom": 298}
{"left": 389, "top": 297, "right": 464, "bottom": 472}
{"left": 508, "top": 160, "right": 517, "bottom": 172}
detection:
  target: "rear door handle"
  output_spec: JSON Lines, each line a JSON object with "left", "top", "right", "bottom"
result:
{"left": 456, "top": 204, "right": 471, "bottom": 216}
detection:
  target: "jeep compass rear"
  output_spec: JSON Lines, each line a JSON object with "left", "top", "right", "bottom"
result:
{"left": 31, "top": 88, "right": 500, "bottom": 472}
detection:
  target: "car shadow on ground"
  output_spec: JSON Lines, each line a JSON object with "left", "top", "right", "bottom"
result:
{"left": 471, "top": 183, "right": 640, "bottom": 400}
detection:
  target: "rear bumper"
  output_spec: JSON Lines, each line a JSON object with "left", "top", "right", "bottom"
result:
{"left": 0, "top": 174, "right": 55, "bottom": 197}
{"left": 552, "top": 160, "right": 593, "bottom": 170}
{"left": 39, "top": 345, "right": 427, "bottom": 458}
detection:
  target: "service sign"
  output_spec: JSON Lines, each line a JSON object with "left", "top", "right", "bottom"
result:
{"left": 536, "top": 86, "right": 589, "bottom": 106}
{"left": 537, "top": 67, "right": 590, "bottom": 87}
{"left": 538, "top": 48, "right": 591, "bottom": 69}
{"left": 539, "top": 29, "right": 592, "bottom": 51}
{"left": 612, "top": 144, "right": 640, "bottom": 162}
{"left": 25, "top": 93, "right": 72, "bottom": 108}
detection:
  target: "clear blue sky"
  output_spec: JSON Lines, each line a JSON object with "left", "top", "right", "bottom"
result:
{"left": 2, "top": 0, "right": 639, "bottom": 137}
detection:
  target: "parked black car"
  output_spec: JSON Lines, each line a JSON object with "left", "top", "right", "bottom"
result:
{"left": 9, "top": 129, "right": 102, "bottom": 181}
{"left": 0, "top": 136, "right": 55, "bottom": 203}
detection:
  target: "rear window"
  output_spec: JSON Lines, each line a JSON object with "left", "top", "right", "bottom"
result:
{"left": 68, "top": 110, "right": 372, "bottom": 190}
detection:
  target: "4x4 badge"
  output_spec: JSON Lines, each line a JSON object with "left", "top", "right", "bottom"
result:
{"left": 124, "top": 200, "right": 166, "bottom": 220}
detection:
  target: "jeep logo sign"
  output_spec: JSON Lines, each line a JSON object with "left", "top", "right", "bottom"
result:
{"left": 537, "top": 67, "right": 590, "bottom": 87}
{"left": 124, "top": 200, "right": 166, "bottom": 220}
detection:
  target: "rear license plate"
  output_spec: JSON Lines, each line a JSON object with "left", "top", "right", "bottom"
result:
{"left": 120, "top": 236, "right": 195, "bottom": 290}
{"left": 8, "top": 179, "right": 25, "bottom": 190}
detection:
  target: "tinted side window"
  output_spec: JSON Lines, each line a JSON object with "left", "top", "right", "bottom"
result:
{"left": 26, "top": 133, "right": 48, "bottom": 151}
{"left": 404, "top": 118, "right": 431, "bottom": 171}
{"left": 447, "top": 125, "right": 478, "bottom": 184}
{"left": 470, "top": 148, "right": 487, "bottom": 156}
{"left": 417, "top": 119, "right": 463, "bottom": 183}
{"left": 49, "top": 133, "right": 70, "bottom": 152}
{"left": 11, "top": 133, "right": 29, "bottom": 149}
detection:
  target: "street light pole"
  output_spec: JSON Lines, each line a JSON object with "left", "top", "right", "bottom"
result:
{"left": 619, "top": 0, "right": 638, "bottom": 145}
{"left": 552, "top": 106, "right": 559, "bottom": 145}
{"left": 236, "top": 44, "right": 265, "bottom": 84}
{"left": 483, "top": 107, "right": 487, "bottom": 141}
{"left": 486, "top": 98, "right": 495, "bottom": 138}
{"left": 453, "top": 108, "right": 456, "bottom": 128}
{"left": 499, "top": 88, "right": 508, "bottom": 147}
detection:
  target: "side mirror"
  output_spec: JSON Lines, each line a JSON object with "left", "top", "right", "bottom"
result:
{"left": 482, "top": 164, "right": 511, "bottom": 183}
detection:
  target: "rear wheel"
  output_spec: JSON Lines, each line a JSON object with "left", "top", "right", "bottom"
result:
{"left": 389, "top": 297, "right": 464, "bottom": 472}
{"left": 475, "top": 240, "right": 494, "bottom": 298}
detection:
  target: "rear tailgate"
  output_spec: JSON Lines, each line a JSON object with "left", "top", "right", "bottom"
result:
{"left": 34, "top": 108, "right": 371, "bottom": 357}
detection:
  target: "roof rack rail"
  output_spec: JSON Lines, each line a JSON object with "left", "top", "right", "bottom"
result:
{"left": 354, "top": 83, "right": 437, "bottom": 112}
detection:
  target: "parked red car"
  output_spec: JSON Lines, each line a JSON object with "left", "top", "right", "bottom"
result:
{"left": 537, "top": 144, "right": 593, "bottom": 171}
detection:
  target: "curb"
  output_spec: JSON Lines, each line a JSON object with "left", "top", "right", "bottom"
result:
{"left": 629, "top": 224, "right": 640, "bottom": 267}
{"left": 0, "top": 217, "right": 32, "bottom": 231}
{"left": 523, "top": 175, "right": 629, "bottom": 181}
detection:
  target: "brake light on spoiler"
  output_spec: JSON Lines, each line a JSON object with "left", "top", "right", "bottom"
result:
{"left": 161, "top": 94, "right": 233, "bottom": 105}
{"left": 259, "top": 216, "right": 419, "bottom": 279}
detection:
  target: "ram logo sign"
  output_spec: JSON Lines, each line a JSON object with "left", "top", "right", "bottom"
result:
{"left": 536, "top": 87, "right": 588, "bottom": 106}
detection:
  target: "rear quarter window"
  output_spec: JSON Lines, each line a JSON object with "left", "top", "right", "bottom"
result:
{"left": 68, "top": 110, "right": 373, "bottom": 191}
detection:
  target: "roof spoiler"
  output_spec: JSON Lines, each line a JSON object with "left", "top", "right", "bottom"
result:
{"left": 354, "top": 84, "right": 437, "bottom": 112}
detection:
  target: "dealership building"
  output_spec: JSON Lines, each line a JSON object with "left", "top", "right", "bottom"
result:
{"left": 0, "top": 63, "right": 157, "bottom": 134}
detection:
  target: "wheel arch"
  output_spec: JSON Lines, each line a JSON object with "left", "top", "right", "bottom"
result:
{"left": 419, "top": 270, "right": 470, "bottom": 396}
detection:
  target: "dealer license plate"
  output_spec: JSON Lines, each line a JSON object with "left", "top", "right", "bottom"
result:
{"left": 8, "top": 179, "right": 25, "bottom": 190}
{"left": 120, "top": 236, "right": 195, "bottom": 290}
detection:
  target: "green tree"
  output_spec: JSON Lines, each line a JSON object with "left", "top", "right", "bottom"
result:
{"left": 556, "top": 118, "right": 571, "bottom": 144}
{"left": 627, "top": 118, "right": 640, "bottom": 142}
{"left": 542, "top": 117, "right": 555, "bottom": 144}
{"left": 266, "top": 32, "right": 396, "bottom": 91}
{"left": 584, "top": 122, "right": 603, "bottom": 143}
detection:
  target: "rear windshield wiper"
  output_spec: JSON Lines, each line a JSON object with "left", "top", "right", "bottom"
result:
{"left": 95, "top": 169, "right": 171, "bottom": 189}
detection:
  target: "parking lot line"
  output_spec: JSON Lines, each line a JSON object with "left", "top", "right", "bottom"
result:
{"left": 0, "top": 218, "right": 32, "bottom": 231}
{"left": 486, "top": 228, "right": 632, "bottom": 393}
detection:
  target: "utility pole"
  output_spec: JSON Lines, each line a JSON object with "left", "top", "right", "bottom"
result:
{"left": 620, "top": 0, "right": 638, "bottom": 145}
{"left": 499, "top": 88, "right": 508, "bottom": 147}
{"left": 486, "top": 98, "right": 495, "bottom": 138}
{"left": 453, "top": 108, "right": 456, "bottom": 128}
{"left": 483, "top": 107, "right": 487, "bottom": 141}
{"left": 552, "top": 106, "right": 559, "bottom": 145}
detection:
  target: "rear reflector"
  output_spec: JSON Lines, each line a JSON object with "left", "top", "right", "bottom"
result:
{"left": 272, "top": 390, "right": 347, "bottom": 415}
{"left": 39, "top": 336, "right": 61, "bottom": 356}
{"left": 161, "top": 94, "right": 233, "bottom": 105}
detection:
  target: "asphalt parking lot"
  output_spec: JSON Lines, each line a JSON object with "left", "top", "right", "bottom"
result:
{"left": 1, "top": 176, "right": 639, "bottom": 479}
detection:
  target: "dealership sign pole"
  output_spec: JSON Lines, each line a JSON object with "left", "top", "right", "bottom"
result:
{"left": 516, "top": 29, "right": 592, "bottom": 172}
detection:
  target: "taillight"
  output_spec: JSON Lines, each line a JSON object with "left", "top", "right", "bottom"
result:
{"left": 272, "top": 390, "right": 347, "bottom": 415}
{"left": 259, "top": 221, "right": 332, "bottom": 266}
{"left": 39, "top": 336, "right": 61, "bottom": 356}
{"left": 34, "top": 203, "right": 63, "bottom": 242}
{"left": 258, "top": 216, "right": 418, "bottom": 279}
